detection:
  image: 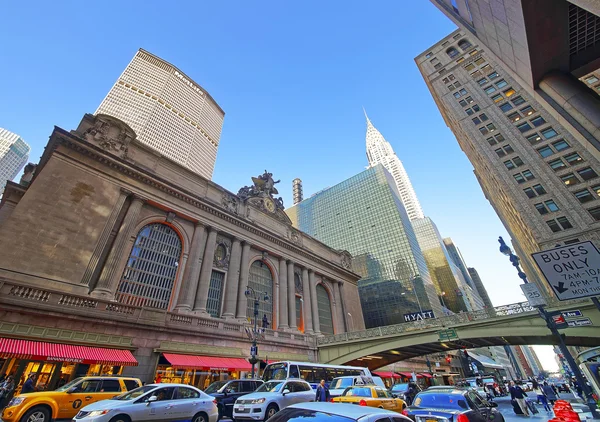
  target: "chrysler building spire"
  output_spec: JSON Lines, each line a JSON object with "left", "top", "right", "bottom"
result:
{"left": 364, "top": 111, "right": 424, "bottom": 221}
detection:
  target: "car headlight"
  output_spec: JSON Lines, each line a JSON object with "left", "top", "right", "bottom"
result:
{"left": 7, "top": 397, "right": 25, "bottom": 407}
{"left": 251, "top": 398, "right": 266, "bottom": 404}
{"left": 86, "top": 410, "right": 111, "bottom": 417}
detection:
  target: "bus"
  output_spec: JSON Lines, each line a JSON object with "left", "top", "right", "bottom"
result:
{"left": 261, "top": 361, "right": 372, "bottom": 388}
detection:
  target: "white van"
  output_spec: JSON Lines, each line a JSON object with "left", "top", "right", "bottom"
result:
{"left": 328, "top": 375, "right": 386, "bottom": 398}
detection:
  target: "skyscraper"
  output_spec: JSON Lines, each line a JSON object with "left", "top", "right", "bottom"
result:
{"left": 96, "top": 49, "right": 225, "bottom": 180}
{"left": 286, "top": 164, "right": 442, "bottom": 327}
{"left": 365, "top": 111, "right": 425, "bottom": 221}
{"left": 0, "top": 128, "right": 30, "bottom": 194}
{"left": 416, "top": 30, "right": 600, "bottom": 300}
{"left": 468, "top": 267, "right": 494, "bottom": 309}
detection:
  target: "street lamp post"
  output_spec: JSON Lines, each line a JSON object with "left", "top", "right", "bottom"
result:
{"left": 497, "top": 236, "right": 599, "bottom": 418}
{"left": 244, "top": 286, "right": 270, "bottom": 379}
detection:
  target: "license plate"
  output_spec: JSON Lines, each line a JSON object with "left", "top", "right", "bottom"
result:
{"left": 239, "top": 406, "right": 245, "bottom": 411}
{"left": 426, "top": 419, "right": 437, "bottom": 422}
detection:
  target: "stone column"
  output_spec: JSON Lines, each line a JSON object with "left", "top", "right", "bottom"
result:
{"left": 278, "top": 258, "right": 289, "bottom": 329}
{"left": 81, "top": 188, "right": 130, "bottom": 287}
{"left": 222, "top": 237, "right": 242, "bottom": 318}
{"left": 287, "top": 261, "right": 297, "bottom": 330}
{"left": 91, "top": 195, "right": 145, "bottom": 300}
{"left": 235, "top": 242, "right": 251, "bottom": 319}
{"left": 301, "top": 268, "right": 314, "bottom": 334}
{"left": 309, "top": 270, "right": 321, "bottom": 334}
{"left": 335, "top": 281, "right": 347, "bottom": 333}
{"left": 174, "top": 223, "right": 206, "bottom": 312}
{"left": 193, "top": 227, "right": 218, "bottom": 313}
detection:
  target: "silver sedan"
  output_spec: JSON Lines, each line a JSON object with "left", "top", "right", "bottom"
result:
{"left": 72, "top": 383, "right": 218, "bottom": 422}
{"left": 265, "top": 402, "right": 412, "bottom": 422}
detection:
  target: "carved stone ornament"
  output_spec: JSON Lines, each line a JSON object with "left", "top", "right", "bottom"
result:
{"left": 289, "top": 229, "right": 303, "bottom": 246}
{"left": 166, "top": 212, "right": 176, "bottom": 223}
{"left": 339, "top": 250, "right": 352, "bottom": 270}
{"left": 78, "top": 114, "right": 136, "bottom": 159}
{"left": 213, "top": 236, "right": 232, "bottom": 269}
{"left": 294, "top": 270, "right": 303, "bottom": 294}
{"left": 221, "top": 193, "right": 239, "bottom": 215}
{"left": 236, "top": 170, "right": 293, "bottom": 225}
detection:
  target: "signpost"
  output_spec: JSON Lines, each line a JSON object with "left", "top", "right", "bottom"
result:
{"left": 438, "top": 328, "right": 458, "bottom": 341}
{"left": 562, "top": 309, "right": 583, "bottom": 318}
{"left": 520, "top": 283, "right": 546, "bottom": 306}
{"left": 531, "top": 241, "right": 600, "bottom": 301}
{"left": 567, "top": 318, "right": 592, "bottom": 327}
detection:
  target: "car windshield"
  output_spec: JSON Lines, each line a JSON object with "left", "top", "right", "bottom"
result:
{"left": 55, "top": 378, "right": 84, "bottom": 392}
{"left": 256, "top": 381, "right": 284, "bottom": 393}
{"left": 414, "top": 393, "right": 468, "bottom": 410}
{"left": 263, "top": 364, "right": 288, "bottom": 381}
{"left": 391, "top": 383, "right": 409, "bottom": 392}
{"left": 269, "top": 408, "right": 355, "bottom": 422}
{"left": 330, "top": 378, "right": 354, "bottom": 389}
{"left": 205, "top": 381, "right": 228, "bottom": 394}
{"left": 343, "top": 387, "right": 372, "bottom": 397}
{"left": 112, "top": 385, "right": 157, "bottom": 400}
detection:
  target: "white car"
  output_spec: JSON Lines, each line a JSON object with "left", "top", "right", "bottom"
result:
{"left": 232, "top": 379, "right": 314, "bottom": 422}
{"left": 73, "top": 383, "right": 218, "bottom": 422}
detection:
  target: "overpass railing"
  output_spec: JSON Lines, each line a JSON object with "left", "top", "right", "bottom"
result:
{"left": 317, "top": 301, "right": 536, "bottom": 345}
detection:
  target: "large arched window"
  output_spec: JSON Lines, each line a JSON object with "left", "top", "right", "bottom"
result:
{"left": 294, "top": 273, "right": 303, "bottom": 332}
{"left": 316, "top": 284, "right": 334, "bottom": 335}
{"left": 446, "top": 47, "right": 459, "bottom": 58}
{"left": 458, "top": 39, "right": 472, "bottom": 51}
{"left": 247, "top": 260, "right": 274, "bottom": 328}
{"left": 116, "top": 223, "right": 182, "bottom": 310}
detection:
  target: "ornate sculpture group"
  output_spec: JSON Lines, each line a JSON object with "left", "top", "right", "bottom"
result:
{"left": 237, "top": 170, "right": 285, "bottom": 210}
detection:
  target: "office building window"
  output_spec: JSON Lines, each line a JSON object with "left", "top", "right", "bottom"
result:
{"left": 466, "top": 108, "right": 474, "bottom": 116}
{"left": 561, "top": 173, "right": 580, "bottom": 186}
{"left": 488, "top": 71, "right": 499, "bottom": 79}
{"left": 547, "top": 220, "right": 562, "bottom": 233}
{"left": 465, "top": 96, "right": 474, "bottom": 104}
{"left": 535, "top": 203, "right": 549, "bottom": 215}
{"left": 464, "top": 63, "right": 476, "bottom": 71}
{"left": 541, "top": 127, "right": 558, "bottom": 139}
{"left": 511, "top": 96, "right": 526, "bottom": 106}
{"left": 503, "top": 144, "right": 514, "bottom": 154}
{"left": 578, "top": 167, "right": 599, "bottom": 181}
{"left": 484, "top": 86, "right": 497, "bottom": 95}
{"left": 526, "top": 133, "right": 542, "bottom": 144}
{"left": 537, "top": 146, "right": 554, "bottom": 158}
{"left": 487, "top": 137, "right": 498, "bottom": 146}
{"left": 522, "top": 170, "right": 535, "bottom": 180}
{"left": 499, "top": 102, "right": 513, "bottom": 112}
{"left": 425, "top": 52, "right": 433, "bottom": 59}
{"left": 479, "top": 126, "right": 489, "bottom": 135}
{"left": 514, "top": 173, "right": 525, "bottom": 184}
{"left": 504, "top": 160, "right": 516, "bottom": 170}
{"left": 491, "top": 94, "right": 504, "bottom": 103}
{"left": 316, "top": 284, "right": 334, "bottom": 335}
{"left": 557, "top": 216, "right": 573, "bottom": 229}
{"left": 447, "top": 47, "right": 459, "bottom": 58}
{"left": 552, "top": 140, "right": 570, "bottom": 151}
{"left": 564, "top": 152, "right": 583, "bottom": 165}
{"left": 507, "top": 112, "right": 521, "bottom": 122}
{"left": 458, "top": 39, "right": 472, "bottom": 50}
{"left": 504, "top": 88, "right": 516, "bottom": 97}
{"left": 513, "top": 156, "right": 524, "bottom": 166}
{"left": 495, "top": 148, "right": 506, "bottom": 158}
{"left": 480, "top": 113, "right": 489, "bottom": 122}
{"left": 474, "top": 57, "right": 486, "bottom": 66}
{"left": 592, "top": 185, "right": 600, "bottom": 196}
{"left": 459, "top": 99, "right": 467, "bottom": 107}
{"left": 588, "top": 206, "right": 600, "bottom": 221}
{"left": 454, "top": 92, "right": 461, "bottom": 99}
{"left": 435, "top": 63, "right": 443, "bottom": 69}
{"left": 524, "top": 187, "right": 537, "bottom": 198}
{"left": 206, "top": 270, "right": 225, "bottom": 318}
{"left": 477, "top": 78, "right": 488, "bottom": 86}
{"left": 531, "top": 116, "right": 547, "bottom": 127}
{"left": 549, "top": 158, "right": 567, "bottom": 171}
{"left": 486, "top": 123, "right": 496, "bottom": 132}
{"left": 533, "top": 184, "right": 546, "bottom": 195}
{"left": 564, "top": 238, "right": 581, "bottom": 245}
{"left": 545, "top": 200, "right": 559, "bottom": 212}
{"left": 473, "top": 117, "right": 481, "bottom": 125}
{"left": 517, "top": 122, "right": 533, "bottom": 133}
{"left": 495, "top": 79, "right": 508, "bottom": 88}
{"left": 520, "top": 105, "right": 535, "bottom": 116}
{"left": 575, "top": 189, "right": 594, "bottom": 203}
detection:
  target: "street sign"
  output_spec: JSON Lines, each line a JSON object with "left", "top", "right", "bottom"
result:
{"left": 250, "top": 345, "right": 258, "bottom": 356}
{"left": 520, "top": 283, "right": 547, "bottom": 306}
{"left": 438, "top": 328, "right": 458, "bottom": 341}
{"left": 562, "top": 310, "right": 583, "bottom": 318}
{"left": 548, "top": 311, "right": 569, "bottom": 329}
{"left": 531, "top": 241, "right": 600, "bottom": 301}
{"left": 567, "top": 318, "right": 593, "bottom": 327}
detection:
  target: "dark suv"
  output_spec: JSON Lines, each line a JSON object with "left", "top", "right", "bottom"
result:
{"left": 205, "top": 379, "right": 264, "bottom": 420}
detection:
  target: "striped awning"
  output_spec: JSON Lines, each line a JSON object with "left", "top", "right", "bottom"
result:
{"left": 163, "top": 353, "right": 252, "bottom": 371}
{"left": 0, "top": 338, "right": 138, "bottom": 366}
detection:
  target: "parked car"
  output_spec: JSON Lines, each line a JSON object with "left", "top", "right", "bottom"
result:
{"left": 232, "top": 379, "right": 314, "bottom": 421}
{"left": 205, "top": 379, "right": 264, "bottom": 420}
{"left": 389, "top": 383, "right": 421, "bottom": 403}
{"left": 333, "top": 385, "right": 405, "bottom": 412}
{"left": 403, "top": 387, "right": 504, "bottom": 422}
{"left": 1, "top": 376, "right": 142, "bottom": 422}
{"left": 330, "top": 376, "right": 386, "bottom": 399}
{"left": 268, "top": 402, "right": 412, "bottom": 422}
{"left": 73, "top": 383, "right": 218, "bottom": 422}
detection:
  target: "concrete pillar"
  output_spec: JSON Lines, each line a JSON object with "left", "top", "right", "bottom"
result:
{"left": 335, "top": 282, "right": 347, "bottom": 333}
{"left": 222, "top": 237, "right": 242, "bottom": 318}
{"left": 174, "top": 223, "right": 206, "bottom": 312}
{"left": 278, "top": 258, "right": 289, "bottom": 329}
{"left": 193, "top": 227, "right": 218, "bottom": 313}
{"left": 309, "top": 270, "right": 320, "bottom": 334}
{"left": 287, "top": 261, "right": 297, "bottom": 330}
{"left": 91, "top": 195, "right": 145, "bottom": 300}
{"left": 301, "top": 268, "right": 313, "bottom": 334}
{"left": 235, "top": 242, "right": 251, "bottom": 319}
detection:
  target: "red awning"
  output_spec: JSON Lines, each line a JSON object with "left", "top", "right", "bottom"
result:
{"left": 163, "top": 354, "right": 252, "bottom": 371}
{"left": 397, "top": 372, "right": 413, "bottom": 378}
{"left": 419, "top": 373, "right": 433, "bottom": 378}
{"left": 374, "top": 371, "right": 400, "bottom": 379}
{"left": 0, "top": 338, "right": 137, "bottom": 366}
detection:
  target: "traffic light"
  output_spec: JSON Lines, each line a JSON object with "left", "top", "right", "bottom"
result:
{"left": 445, "top": 356, "right": 452, "bottom": 364}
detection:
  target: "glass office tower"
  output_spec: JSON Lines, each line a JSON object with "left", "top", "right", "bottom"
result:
{"left": 286, "top": 164, "right": 442, "bottom": 328}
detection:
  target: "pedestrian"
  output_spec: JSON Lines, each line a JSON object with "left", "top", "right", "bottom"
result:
{"left": 0, "top": 375, "right": 15, "bottom": 408}
{"left": 406, "top": 382, "right": 419, "bottom": 406}
{"left": 20, "top": 374, "right": 37, "bottom": 394}
{"left": 509, "top": 381, "right": 530, "bottom": 416}
{"left": 533, "top": 382, "right": 550, "bottom": 412}
{"left": 551, "top": 383, "right": 560, "bottom": 398}
{"left": 542, "top": 381, "right": 557, "bottom": 405}
{"left": 315, "top": 379, "right": 330, "bottom": 402}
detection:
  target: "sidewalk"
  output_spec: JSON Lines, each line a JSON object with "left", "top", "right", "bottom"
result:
{"left": 495, "top": 393, "right": 592, "bottom": 422}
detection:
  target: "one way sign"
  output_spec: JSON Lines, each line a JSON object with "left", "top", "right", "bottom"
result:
{"left": 532, "top": 241, "right": 600, "bottom": 301}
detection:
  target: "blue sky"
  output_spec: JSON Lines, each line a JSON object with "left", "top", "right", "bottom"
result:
{"left": 0, "top": 1, "right": 557, "bottom": 370}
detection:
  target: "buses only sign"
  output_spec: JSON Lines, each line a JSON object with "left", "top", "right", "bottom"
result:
{"left": 532, "top": 241, "right": 600, "bottom": 301}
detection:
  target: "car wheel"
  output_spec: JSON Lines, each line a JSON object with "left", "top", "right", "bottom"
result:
{"left": 109, "top": 415, "right": 131, "bottom": 422}
{"left": 193, "top": 412, "right": 209, "bottom": 422}
{"left": 20, "top": 407, "right": 50, "bottom": 422}
{"left": 264, "top": 404, "right": 279, "bottom": 421}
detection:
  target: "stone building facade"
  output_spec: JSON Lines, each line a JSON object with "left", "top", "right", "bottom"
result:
{"left": 0, "top": 113, "right": 363, "bottom": 386}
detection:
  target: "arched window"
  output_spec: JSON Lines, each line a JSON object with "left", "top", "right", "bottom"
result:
{"left": 247, "top": 260, "right": 274, "bottom": 328}
{"left": 116, "top": 223, "right": 182, "bottom": 310}
{"left": 294, "top": 273, "right": 303, "bottom": 332}
{"left": 316, "top": 284, "right": 334, "bottom": 335}
{"left": 446, "top": 47, "right": 459, "bottom": 58}
{"left": 458, "top": 39, "right": 472, "bottom": 51}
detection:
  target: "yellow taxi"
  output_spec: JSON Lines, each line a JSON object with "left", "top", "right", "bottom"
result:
{"left": 333, "top": 385, "right": 406, "bottom": 412}
{"left": 2, "top": 376, "right": 142, "bottom": 422}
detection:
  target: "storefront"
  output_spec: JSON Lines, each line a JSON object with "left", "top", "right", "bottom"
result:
{"left": 373, "top": 371, "right": 401, "bottom": 388}
{"left": 0, "top": 337, "right": 138, "bottom": 393}
{"left": 155, "top": 353, "right": 253, "bottom": 389}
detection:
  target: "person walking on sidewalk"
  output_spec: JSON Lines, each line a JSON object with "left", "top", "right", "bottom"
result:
{"left": 542, "top": 381, "right": 558, "bottom": 405}
{"left": 510, "top": 381, "right": 530, "bottom": 416}
{"left": 533, "top": 382, "right": 551, "bottom": 412}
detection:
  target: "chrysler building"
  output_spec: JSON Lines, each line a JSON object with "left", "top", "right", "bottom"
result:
{"left": 364, "top": 110, "right": 424, "bottom": 220}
